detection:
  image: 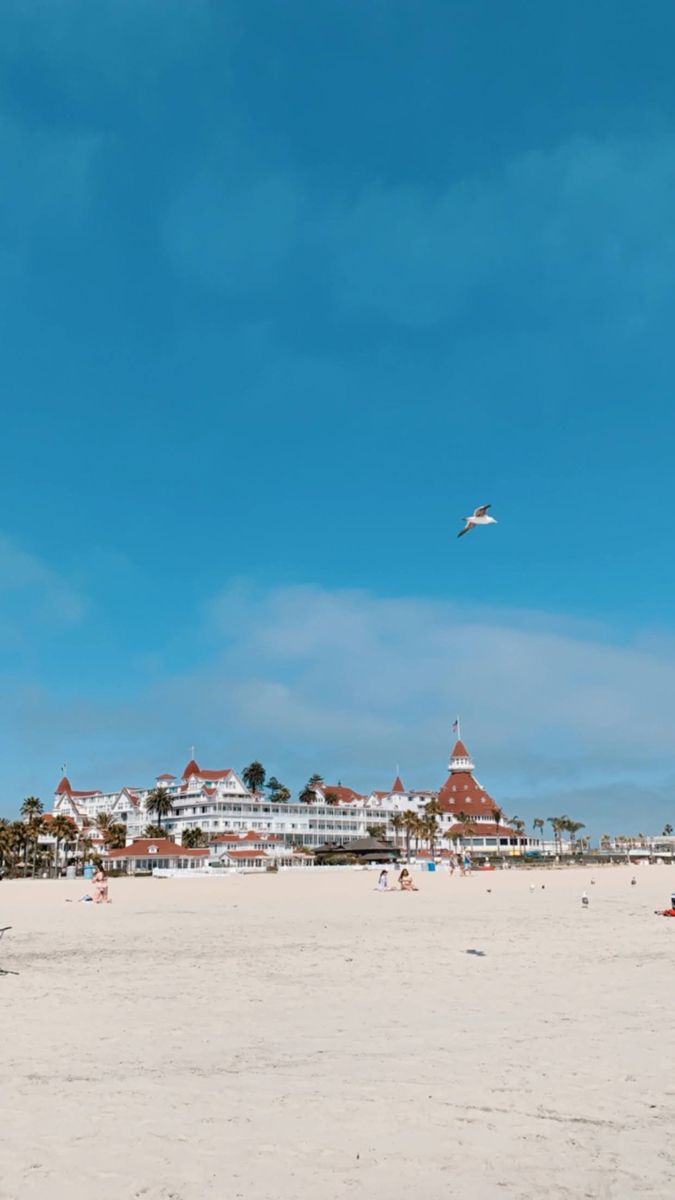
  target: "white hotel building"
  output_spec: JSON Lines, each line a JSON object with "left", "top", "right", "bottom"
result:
{"left": 51, "top": 740, "right": 541, "bottom": 856}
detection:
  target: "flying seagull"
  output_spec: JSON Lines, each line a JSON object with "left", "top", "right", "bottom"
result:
{"left": 457, "top": 504, "right": 497, "bottom": 538}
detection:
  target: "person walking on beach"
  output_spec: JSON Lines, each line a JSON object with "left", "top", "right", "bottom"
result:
{"left": 93, "top": 865, "right": 111, "bottom": 904}
{"left": 463, "top": 850, "right": 473, "bottom": 875}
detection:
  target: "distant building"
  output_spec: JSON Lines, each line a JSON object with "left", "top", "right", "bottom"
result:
{"left": 51, "top": 735, "right": 543, "bottom": 857}
{"left": 106, "top": 838, "right": 208, "bottom": 874}
{"left": 436, "top": 740, "right": 529, "bottom": 855}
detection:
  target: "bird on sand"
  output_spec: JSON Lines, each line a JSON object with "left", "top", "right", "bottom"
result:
{"left": 457, "top": 504, "right": 498, "bottom": 538}
{"left": 582, "top": 891, "right": 589, "bottom": 907}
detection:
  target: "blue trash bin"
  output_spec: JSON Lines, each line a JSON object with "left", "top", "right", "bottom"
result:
{"left": 428, "top": 861, "right": 436, "bottom": 873}
{"left": 84, "top": 865, "right": 94, "bottom": 880}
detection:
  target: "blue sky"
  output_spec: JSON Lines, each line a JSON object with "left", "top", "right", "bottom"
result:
{"left": 3, "top": 0, "right": 675, "bottom": 835}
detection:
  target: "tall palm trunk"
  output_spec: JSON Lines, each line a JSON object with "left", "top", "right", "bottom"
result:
{"left": 53, "top": 837, "right": 60, "bottom": 879}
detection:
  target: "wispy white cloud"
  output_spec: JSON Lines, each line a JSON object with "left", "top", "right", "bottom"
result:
{"left": 5, "top": 578, "right": 675, "bottom": 831}
{"left": 320, "top": 134, "right": 675, "bottom": 328}
{"left": 162, "top": 132, "right": 675, "bottom": 335}
{"left": 0, "top": 0, "right": 214, "bottom": 93}
{"left": 203, "top": 583, "right": 675, "bottom": 775}
{"left": 0, "top": 533, "right": 87, "bottom": 640}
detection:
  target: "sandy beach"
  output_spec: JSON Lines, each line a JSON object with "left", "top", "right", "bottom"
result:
{"left": 2, "top": 865, "right": 674, "bottom": 1200}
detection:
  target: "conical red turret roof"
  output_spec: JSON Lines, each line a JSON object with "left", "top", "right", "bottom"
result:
{"left": 56, "top": 776, "right": 72, "bottom": 794}
{"left": 438, "top": 742, "right": 502, "bottom": 820}
{"left": 391, "top": 775, "right": 405, "bottom": 794}
{"left": 182, "top": 759, "right": 201, "bottom": 779}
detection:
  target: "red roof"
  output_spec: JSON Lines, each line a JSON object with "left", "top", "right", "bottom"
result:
{"left": 438, "top": 768, "right": 502, "bottom": 818}
{"left": 220, "top": 848, "right": 270, "bottom": 860}
{"left": 451, "top": 740, "right": 471, "bottom": 760}
{"left": 391, "top": 775, "right": 406, "bottom": 794}
{"left": 156, "top": 773, "right": 175, "bottom": 781}
{"left": 322, "top": 784, "right": 365, "bottom": 805}
{"left": 106, "top": 838, "right": 208, "bottom": 859}
{"left": 55, "top": 776, "right": 100, "bottom": 799}
{"left": 181, "top": 759, "right": 233, "bottom": 782}
{"left": 446, "top": 822, "right": 519, "bottom": 837}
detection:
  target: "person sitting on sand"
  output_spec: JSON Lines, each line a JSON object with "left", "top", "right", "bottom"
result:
{"left": 93, "top": 865, "right": 111, "bottom": 905}
{"left": 376, "top": 869, "right": 392, "bottom": 891}
{"left": 398, "top": 868, "right": 419, "bottom": 892}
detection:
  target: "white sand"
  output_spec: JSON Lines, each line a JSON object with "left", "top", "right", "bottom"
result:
{"left": 2, "top": 865, "right": 674, "bottom": 1200}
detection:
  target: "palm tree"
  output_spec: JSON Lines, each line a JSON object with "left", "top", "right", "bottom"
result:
{"left": 401, "top": 809, "right": 418, "bottom": 861}
{"left": 182, "top": 826, "right": 206, "bottom": 848}
{"left": 95, "top": 812, "right": 115, "bottom": 841}
{"left": 533, "top": 817, "right": 545, "bottom": 840}
{"left": 145, "top": 787, "right": 175, "bottom": 831}
{"left": 566, "top": 820, "right": 585, "bottom": 853}
{"left": 390, "top": 812, "right": 404, "bottom": 852}
{"left": 21, "top": 796, "right": 43, "bottom": 862}
{"left": 144, "top": 823, "right": 168, "bottom": 840}
{"left": 454, "top": 814, "right": 478, "bottom": 850}
{"left": 429, "top": 816, "right": 442, "bottom": 858}
{"left": 21, "top": 796, "right": 43, "bottom": 817}
{"left": 510, "top": 815, "right": 526, "bottom": 854}
{"left": 491, "top": 807, "right": 503, "bottom": 858}
{"left": 0, "top": 819, "right": 14, "bottom": 873}
{"left": 412, "top": 815, "right": 427, "bottom": 856}
{"left": 51, "top": 815, "right": 78, "bottom": 878}
{"left": 443, "top": 825, "right": 459, "bottom": 852}
{"left": 367, "top": 823, "right": 387, "bottom": 839}
{"left": 8, "top": 820, "right": 28, "bottom": 873}
{"left": 78, "top": 836, "right": 96, "bottom": 870}
{"left": 106, "top": 823, "right": 128, "bottom": 849}
{"left": 242, "top": 762, "right": 266, "bottom": 794}
{"left": 324, "top": 791, "right": 340, "bottom": 806}
{"left": 419, "top": 804, "right": 441, "bottom": 858}
{"left": 423, "top": 798, "right": 442, "bottom": 820}
{"left": 299, "top": 774, "right": 322, "bottom": 804}
{"left": 548, "top": 816, "right": 563, "bottom": 856}
{"left": 453, "top": 810, "right": 474, "bottom": 849}
{"left": 267, "top": 777, "right": 291, "bottom": 802}
{"left": 26, "top": 815, "right": 46, "bottom": 878}
{"left": 663, "top": 824, "right": 673, "bottom": 837}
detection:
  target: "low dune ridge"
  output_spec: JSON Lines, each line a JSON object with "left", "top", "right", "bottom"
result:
{"left": 2, "top": 865, "right": 674, "bottom": 1199}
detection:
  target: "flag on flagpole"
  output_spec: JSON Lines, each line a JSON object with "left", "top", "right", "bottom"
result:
{"left": 452, "top": 718, "right": 459, "bottom": 734}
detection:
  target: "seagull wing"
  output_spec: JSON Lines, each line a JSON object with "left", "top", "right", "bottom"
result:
{"left": 473, "top": 504, "right": 491, "bottom": 518}
{"left": 457, "top": 522, "right": 474, "bottom": 538}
